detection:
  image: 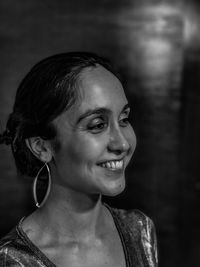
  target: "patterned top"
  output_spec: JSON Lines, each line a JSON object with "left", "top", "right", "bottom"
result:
{"left": 0, "top": 205, "right": 158, "bottom": 267}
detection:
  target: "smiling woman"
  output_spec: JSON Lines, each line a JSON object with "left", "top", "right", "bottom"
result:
{"left": 0, "top": 52, "right": 158, "bottom": 267}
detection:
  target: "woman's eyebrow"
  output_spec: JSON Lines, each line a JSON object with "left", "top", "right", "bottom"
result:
{"left": 76, "top": 103, "right": 130, "bottom": 124}
{"left": 122, "top": 103, "right": 130, "bottom": 112}
{"left": 76, "top": 108, "right": 111, "bottom": 124}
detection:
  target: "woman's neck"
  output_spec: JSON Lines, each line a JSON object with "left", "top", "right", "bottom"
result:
{"left": 30, "top": 184, "right": 108, "bottom": 243}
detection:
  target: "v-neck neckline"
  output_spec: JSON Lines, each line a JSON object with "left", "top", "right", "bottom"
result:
{"left": 104, "top": 204, "right": 131, "bottom": 267}
{"left": 16, "top": 204, "right": 130, "bottom": 267}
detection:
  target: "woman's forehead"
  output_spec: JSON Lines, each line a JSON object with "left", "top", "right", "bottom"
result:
{"left": 77, "top": 65, "right": 127, "bottom": 109}
{"left": 53, "top": 66, "right": 128, "bottom": 127}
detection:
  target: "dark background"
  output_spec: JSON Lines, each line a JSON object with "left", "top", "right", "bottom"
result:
{"left": 0, "top": 0, "right": 200, "bottom": 266}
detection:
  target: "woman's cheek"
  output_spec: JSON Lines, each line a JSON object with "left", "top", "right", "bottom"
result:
{"left": 126, "top": 126, "right": 137, "bottom": 154}
{"left": 63, "top": 135, "right": 105, "bottom": 164}
{"left": 79, "top": 136, "right": 106, "bottom": 159}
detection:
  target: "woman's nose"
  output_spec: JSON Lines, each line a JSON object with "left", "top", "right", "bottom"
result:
{"left": 108, "top": 127, "right": 130, "bottom": 155}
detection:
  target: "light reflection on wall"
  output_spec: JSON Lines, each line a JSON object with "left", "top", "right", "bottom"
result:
{"left": 118, "top": 3, "right": 184, "bottom": 93}
{"left": 140, "top": 4, "right": 184, "bottom": 92}
{"left": 117, "top": 2, "right": 200, "bottom": 94}
{"left": 183, "top": 3, "right": 200, "bottom": 48}
{"left": 140, "top": 38, "right": 172, "bottom": 78}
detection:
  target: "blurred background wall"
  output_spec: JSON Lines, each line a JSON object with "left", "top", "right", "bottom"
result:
{"left": 0, "top": 0, "right": 200, "bottom": 266}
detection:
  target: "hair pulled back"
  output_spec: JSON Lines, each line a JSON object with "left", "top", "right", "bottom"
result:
{"left": 0, "top": 52, "right": 118, "bottom": 177}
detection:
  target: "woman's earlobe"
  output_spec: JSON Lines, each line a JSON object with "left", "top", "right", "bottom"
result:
{"left": 25, "top": 137, "right": 53, "bottom": 163}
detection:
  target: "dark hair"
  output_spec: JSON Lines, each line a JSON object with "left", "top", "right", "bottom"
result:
{"left": 0, "top": 52, "right": 119, "bottom": 177}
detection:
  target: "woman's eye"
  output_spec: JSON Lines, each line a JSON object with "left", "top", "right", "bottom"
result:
{"left": 87, "top": 119, "right": 107, "bottom": 133}
{"left": 119, "top": 117, "right": 130, "bottom": 127}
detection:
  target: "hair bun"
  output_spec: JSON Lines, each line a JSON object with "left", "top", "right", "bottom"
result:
{"left": 0, "top": 129, "right": 12, "bottom": 145}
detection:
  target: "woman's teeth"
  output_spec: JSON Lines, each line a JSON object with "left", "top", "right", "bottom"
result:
{"left": 100, "top": 160, "right": 123, "bottom": 170}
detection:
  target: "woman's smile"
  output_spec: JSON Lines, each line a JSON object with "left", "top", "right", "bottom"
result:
{"left": 51, "top": 65, "right": 136, "bottom": 196}
{"left": 98, "top": 159, "right": 124, "bottom": 171}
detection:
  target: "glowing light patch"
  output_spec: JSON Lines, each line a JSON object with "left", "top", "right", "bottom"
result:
{"left": 140, "top": 38, "right": 172, "bottom": 76}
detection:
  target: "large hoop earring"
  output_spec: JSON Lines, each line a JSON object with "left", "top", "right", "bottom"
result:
{"left": 33, "top": 163, "right": 51, "bottom": 208}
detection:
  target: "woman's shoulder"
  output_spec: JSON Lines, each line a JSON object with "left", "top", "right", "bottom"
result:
{"left": 0, "top": 227, "right": 19, "bottom": 249}
{"left": 106, "top": 205, "right": 158, "bottom": 266}
{"left": 112, "top": 206, "right": 149, "bottom": 220}
{"left": 107, "top": 205, "right": 155, "bottom": 231}
{"left": 0, "top": 227, "right": 22, "bottom": 265}
{"left": 0, "top": 223, "right": 36, "bottom": 266}
{"left": 0, "top": 221, "right": 54, "bottom": 267}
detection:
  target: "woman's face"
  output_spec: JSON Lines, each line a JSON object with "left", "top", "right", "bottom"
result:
{"left": 51, "top": 65, "right": 136, "bottom": 197}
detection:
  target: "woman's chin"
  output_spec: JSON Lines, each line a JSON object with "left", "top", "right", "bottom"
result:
{"left": 102, "top": 179, "right": 126, "bottom": 197}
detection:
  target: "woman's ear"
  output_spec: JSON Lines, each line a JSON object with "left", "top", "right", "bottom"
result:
{"left": 25, "top": 137, "right": 53, "bottom": 163}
